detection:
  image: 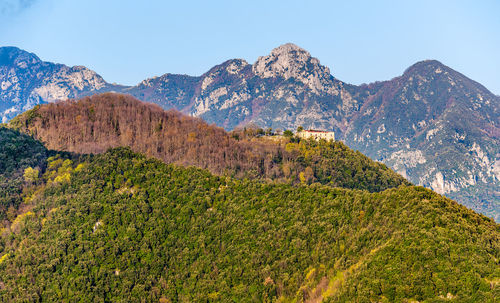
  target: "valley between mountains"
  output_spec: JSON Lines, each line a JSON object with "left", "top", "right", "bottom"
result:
{"left": 1, "top": 44, "right": 498, "bottom": 220}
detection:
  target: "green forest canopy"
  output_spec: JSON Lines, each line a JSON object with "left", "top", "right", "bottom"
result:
{"left": 0, "top": 147, "right": 498, "bottom": 302}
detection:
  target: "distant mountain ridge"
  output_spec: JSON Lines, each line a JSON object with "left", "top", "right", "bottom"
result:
{"left": 0, "top": 45, "right": 498, "bottom": 220}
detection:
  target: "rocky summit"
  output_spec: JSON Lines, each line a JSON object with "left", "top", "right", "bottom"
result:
{"left": 0, "top": 44, "right": 498, "bottom": 220}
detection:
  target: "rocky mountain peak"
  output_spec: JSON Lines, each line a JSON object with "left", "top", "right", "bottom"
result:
{"left": 198, "top": 59, "right": 250, "bottom": 94}
{"left": 269, "top": 43, "right": 310, "bottom": 58}
{"left": 0, "top": 46, "right": 41, "bottom": 68}
{"left": 401, "top": 59, "right": 499, "bottom": 104}
{"left": 252, "top": 43, "right": 335, "bottom": 94}
{"left": 205, "top": 59, "right": 249, "bottom": 77}
{"left": 0, "top": 48, "right": 110, "bottom": 122}
{"left": 402, "top": 59, "right": 451, "bottom": 78}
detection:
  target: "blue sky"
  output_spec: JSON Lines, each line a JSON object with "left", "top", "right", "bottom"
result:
{"left": 1, "top": 0, "right": 499, "bottom": 94}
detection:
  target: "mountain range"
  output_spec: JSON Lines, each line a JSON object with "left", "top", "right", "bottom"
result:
{"left": 0, "top": 44, "right": 498, "bottom": 220}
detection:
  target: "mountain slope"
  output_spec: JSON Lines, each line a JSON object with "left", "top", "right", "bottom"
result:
{"left": 0, "top": 147, "right": 498, "bottom": 302}
{"left": 8, "top": 93, "right": 408, "bottom": 193}
{"left": 346, "top": 60, "right": 500, "bottom": 220}
{"left": 1, "top": 45, "right": 498, "bottom": 220}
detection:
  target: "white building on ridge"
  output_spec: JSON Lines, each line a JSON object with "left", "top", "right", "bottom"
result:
{"left": 297, "top": 129, "right": 335, "bottom": 141}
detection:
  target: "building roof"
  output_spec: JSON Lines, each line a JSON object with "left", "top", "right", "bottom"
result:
{"left": 303, "top": 129, "right": 333, "bottom": 133}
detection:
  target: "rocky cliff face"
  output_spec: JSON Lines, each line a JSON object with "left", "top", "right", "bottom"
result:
{"left": 1, "top": 45, "right": 498, "bottom": 220}
{"left": 252, "top": 43, "right": 337, "bottom": 95}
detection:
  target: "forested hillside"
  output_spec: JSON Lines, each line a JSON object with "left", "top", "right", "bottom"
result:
{"left": 1, "top": 95, "right": 497, "bottom": 302}
{"left": 9, "top": 93, "right": 408, "bottom": 192}
{"left": 0, "top": 147, "right": 498, "bottom": 302}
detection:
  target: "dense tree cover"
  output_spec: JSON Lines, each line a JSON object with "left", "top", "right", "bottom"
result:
{"left": 9, "top": 93, "right": 409, "bottom": 192}
{"left": 0, "top": 127, "right": 48, "bottom": 223}
{"left": 0, "top": 148, "right": 497, "bottom": 302}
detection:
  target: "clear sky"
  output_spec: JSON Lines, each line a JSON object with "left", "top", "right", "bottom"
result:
{"left": 1, "top": 0, "right": 499, "bottom": 94}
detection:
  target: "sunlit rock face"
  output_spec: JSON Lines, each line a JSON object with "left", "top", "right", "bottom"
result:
{"left": 253, "top": 43, "right": 338, "bottom": 95}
